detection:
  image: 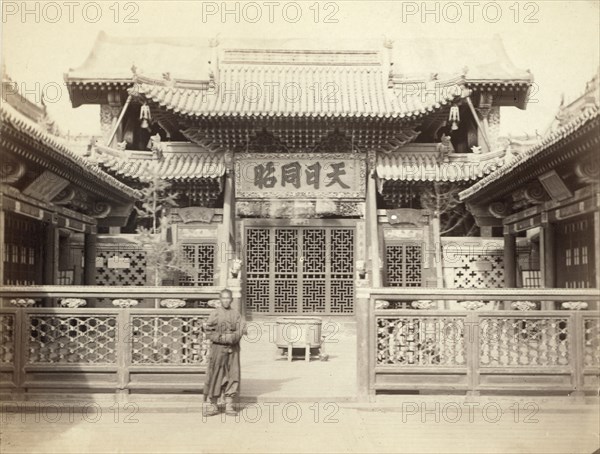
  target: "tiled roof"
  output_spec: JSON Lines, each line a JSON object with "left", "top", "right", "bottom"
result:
{"left": 0, "top": 102, "right": 138, "bottom": 200}
{"left": 66, "top": 33, "right": 532, "bottom": 86}
{"left": 460, "top": 105, "right": 600, "bottom": 201}
{"left": 133, "top": 71, "right": 466, "bottom": 119}
{"left": 377, "top": 148, "right": 505, "bottom": 183}
{"left": 94, "top": 144, "right": 225, "bottom": 181}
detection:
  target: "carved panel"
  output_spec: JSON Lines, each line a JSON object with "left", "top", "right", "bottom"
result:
{"left": 96, "top": 249, "right": 147, "bottom": 286}
{"left": 385, "top": 243, "right": 422, "bottom": 287}
{"left": 27, "top": 314, "right": 118, "bottom": 364}
{"left": 179, "top": 243, "right": 216, "bottom": 286}
{"left": 479, "top": 316, "right": 569, "bottom": 367}
{"left": 452, "top": 254, "right": 503, "bottom": 288}
{"left": 131, "top": 315, "right": 210, "bottom": 365}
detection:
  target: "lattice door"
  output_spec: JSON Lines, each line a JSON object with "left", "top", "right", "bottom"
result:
{"left": 245, "top": 226, "right": 355, "bottom": 314}
{"left": 179, "top": 243, "right": 216, "bottom": 286}
{"left": 385, "top": 243, "right": 422, "bottom": 287}
{"left": 556, "top": 214, "right": 596, "bottom": 288}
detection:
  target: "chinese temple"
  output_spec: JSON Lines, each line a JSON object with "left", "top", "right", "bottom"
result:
{"left": 63, "top": 32, "right": 534, "bottom": 315}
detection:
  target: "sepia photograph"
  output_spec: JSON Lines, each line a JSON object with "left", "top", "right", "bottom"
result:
{"left": 0, "top": 1, "right": 599, "bottom": 453}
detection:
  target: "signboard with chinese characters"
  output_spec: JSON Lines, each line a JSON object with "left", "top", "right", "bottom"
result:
{"left": 235, "top": 153, "right": 366, "bottom": 199}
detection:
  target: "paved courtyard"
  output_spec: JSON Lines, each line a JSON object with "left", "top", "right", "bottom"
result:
{"left": 240, "top": 318, "right": 357, "bottom": 401}
{"left": 1, "top": 397, "right": 598, "bottom": 453}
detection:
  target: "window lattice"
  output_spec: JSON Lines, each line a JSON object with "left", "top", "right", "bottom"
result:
{"left": 453, "top": 254, "right": 503, "bottom": 288}
{"left": 3, "top": 213, "right": 42, "bottom": 285}
{"left": 179, "top": 244, "right": 216, "bottom": 286}
{"left": 96, "top": 250, "right": 147, "bottom": 286}
{"left": 386, "top": 244, "right": 422, "bottom": 287}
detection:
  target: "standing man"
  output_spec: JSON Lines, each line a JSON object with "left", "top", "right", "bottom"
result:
{"left": 203, "top": 288, "right": 246, "bottom": 416}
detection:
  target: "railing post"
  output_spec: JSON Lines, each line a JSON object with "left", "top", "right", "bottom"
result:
{"left": 465, "top": 311, "right": 480, "bottom": 396}
{"left": 571, "top": 312, "right": 585, "bottom": 398}
{"left": 14, "top": 309, "right": 27, "bottom": 394}
{"left": 116, "top": 308, "right": 131, "bottom": 399}
{"left": 356, "top": 289, "right": 372, "bottom": 401}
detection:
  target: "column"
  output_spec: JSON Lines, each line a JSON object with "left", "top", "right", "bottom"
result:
{"left": 503, "top": 231, "right": 517, "bottom": 288}
{"left": 540, "top": 220, "right": 555, "bottom": 310}
{"left": 0, "top": 210, "right": 4, "bottom": 285}
{"left": 43, "top": 223, "right": 58, "bottom": 285}
{"left": 83, "top": 232, "right": 97, "bottom": 285}
{"left": 595, "top": 211, "right": 600, "bottom": 290}
{"left": 366, "top": 170, "right": 381, "bottom": 287}
{"left": 220, "top": 171, "right": 234, "bottom": 289}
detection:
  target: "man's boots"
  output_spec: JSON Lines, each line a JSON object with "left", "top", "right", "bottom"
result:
{"left": 225, "top": 396, "right": 237, "bottom": 416}
{"left": 203, "top": 397, "right": 219, "bottom": 417}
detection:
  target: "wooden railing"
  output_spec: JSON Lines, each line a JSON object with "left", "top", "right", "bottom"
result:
{"left": 0, "top": 287, "right": 221, "bottom": 393}
{"left": 356, "top": 288, "right": 600, "bottom": 397}
{"left": 1, "top": 286, "right": 599, "bottom": 397}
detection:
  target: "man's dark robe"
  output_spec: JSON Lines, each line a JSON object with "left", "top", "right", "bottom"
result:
{"left": 203, "top": 306, "right": 246, "bottom": 399}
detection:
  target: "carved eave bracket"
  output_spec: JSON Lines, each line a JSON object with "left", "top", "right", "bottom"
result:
{"left": 465, "top": 202, "right": 504, "bottom": 227}
{"left": 575, "top": 157, "right": 599, "bottom": 185}
{"left": 0, "top": 159, "right": 26, "bottom": 185}
{"left": 91, "top": 201, "right": 113, "bottom": 219}
{"left": 488, "top": 200, "right": 511, "bottom": 218}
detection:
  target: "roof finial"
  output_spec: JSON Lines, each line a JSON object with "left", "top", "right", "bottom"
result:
{"left": 131, "top": 63, "right": 138, "bottom": 76}
{"left": 209, "top": 34, "right": 220, "bottom": 48}
{"left": 382, "top": 35, "right": 394, "bottom": 49}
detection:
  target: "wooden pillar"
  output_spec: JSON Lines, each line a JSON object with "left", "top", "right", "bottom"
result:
{"left": 0, "top": 210, "right": 4, "bottom": 286}
{"left": 595, "top": 211, "right": 600, "bottom": 289}
{"left": 43, "top": 223, "right": 58, "bottom": 285}
{"left": 367, "top": 170, "right": 381, "bottom": 287}
{"left": 83, "top": 232, "right": 97, "bottom": 285}
{"left": 540, "top": 220, "right": 555, "bottom": 310}
{"left": 503, "top": 230, "right": 517, "bottom": 289}
{"left": 220, "top": 171, "right": 234, "bottom": 289}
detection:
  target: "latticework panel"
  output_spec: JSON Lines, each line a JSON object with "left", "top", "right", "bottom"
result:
{"left": 330, "top": 229, "right": 355, "bottom": 313}
{"left": 96, "top": 250, "right": 147, "bottom": 286}
{"left": 179, "top": 243, "right": 216, "bottom": 286}
{"left": 376, "top": 316, "right": 466, "bottom": 366}
{"left": 330, "top": 280, "right": 354, "bottom": 313}
{"left": 583, "top": 317, "right": 600, "bottom": 368}
{"left": 27, "top": 315, "right": 117, "bottom": 364}
{"left": 244, "top": 226, "right": 355, "bottom": 314}
{"left": 303, "top": 229, "right": 326, "bottom": 274}
{"left": 303, "top": 280, "right": 326, "bottom": 312}
{"left": 131, "top": 316, "right": 210, "bottom": 365}
{"left": 453, "top": 254, "right": 504, "bottom": 289}
{"left": 246, "top": 228, "right": 271, "bottom": 274}
{"left": 0, "top": 314, "right": 15, "bottom": 364}
{"left": 274, "top": 280, "right": 298, "bottom": 313}
{"left": 385, "top": 244, "right": 422, "bottom": 287}
{"left": 275, "top": 229, "right": 298, "bottom": 273}
{"left": 479, "top": 317, "right": 570, "bottom": 367}
{"left": 245, "top": 228, "right": 271, "bottom": 313}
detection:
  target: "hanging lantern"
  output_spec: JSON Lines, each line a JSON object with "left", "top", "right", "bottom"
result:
{"left": 140, "top": 103, "right": 152, "bottom": 130}
{"left": 449, "top": 105, "right": 460, "bottom": 131}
